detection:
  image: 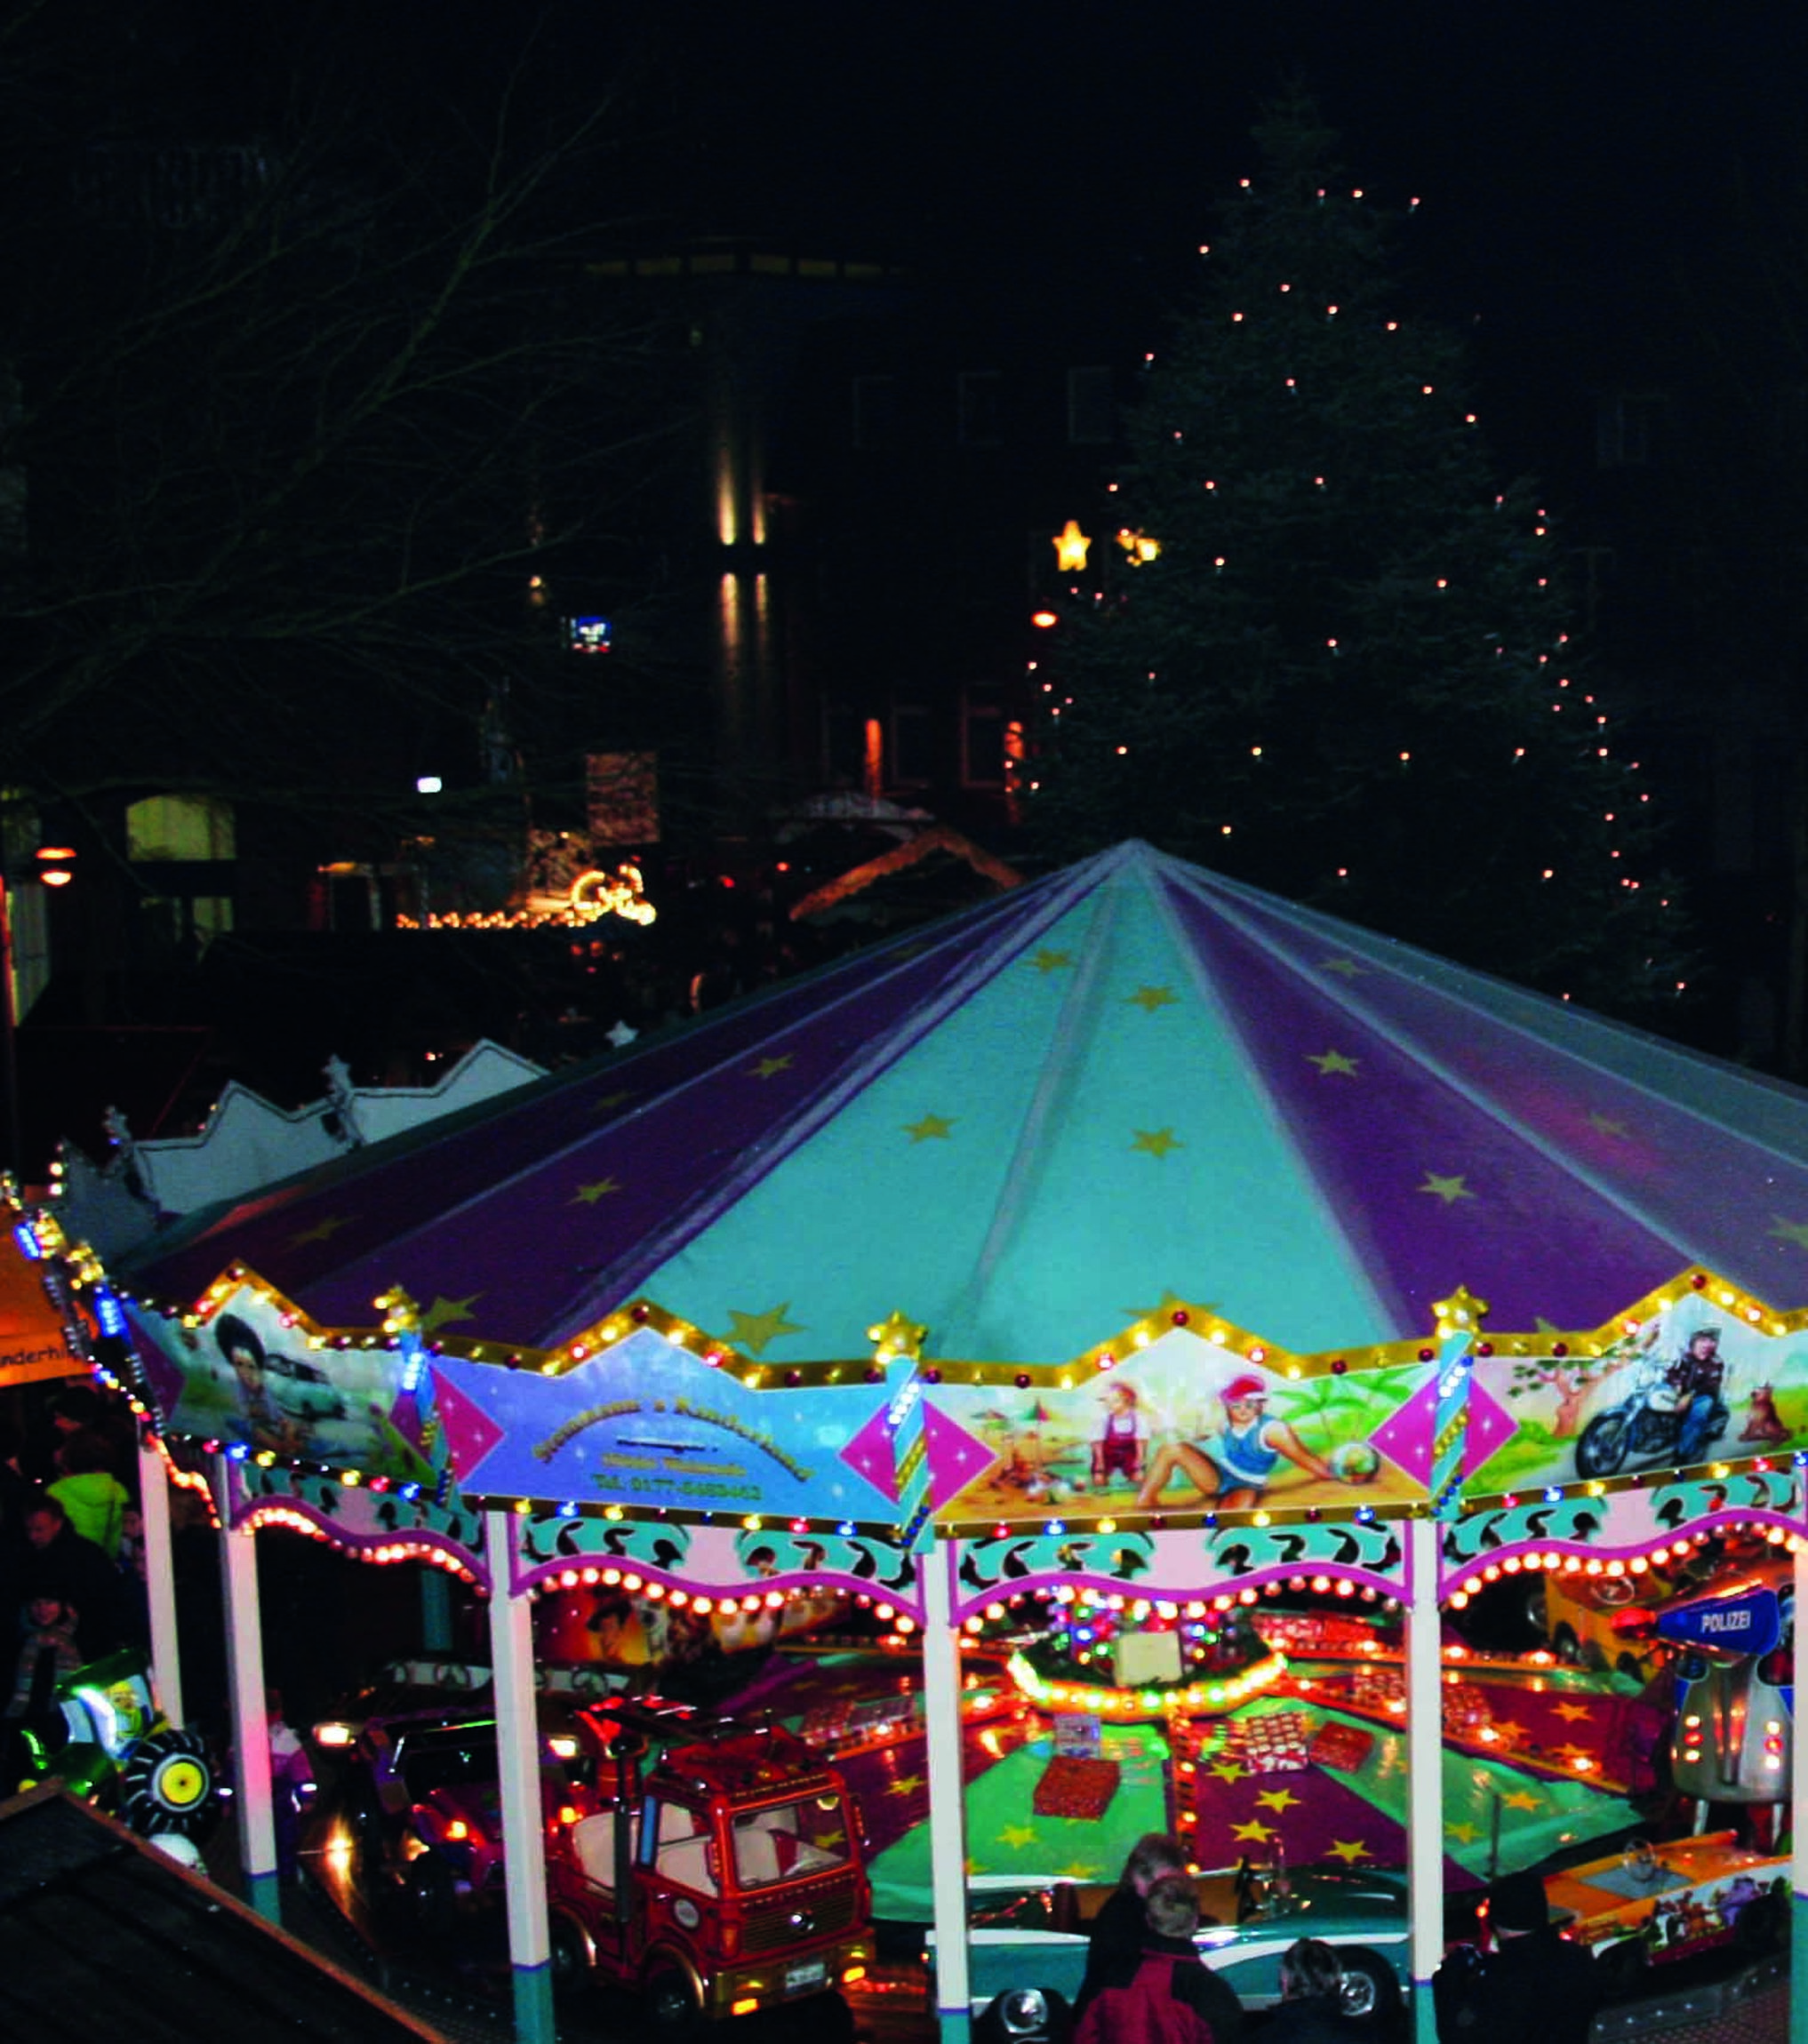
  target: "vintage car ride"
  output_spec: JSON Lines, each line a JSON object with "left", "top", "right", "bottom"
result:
{"left": 1543, "top": 1832, "right": 1788, "bottom": 1990}
{"left": 946, "top": 1857, "right": 1408, "bottom": 2023}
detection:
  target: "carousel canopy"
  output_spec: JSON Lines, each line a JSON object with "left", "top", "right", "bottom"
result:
{"left": 120, "top": 841, "right": 1808, "bottom": 1364}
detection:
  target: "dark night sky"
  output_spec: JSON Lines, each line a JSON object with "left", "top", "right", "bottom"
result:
{"left": 616, "top": 3, "right": 1808, "bottom": 322}
{"left": 203, "top": 1, "right": 1808, "bottom": 316}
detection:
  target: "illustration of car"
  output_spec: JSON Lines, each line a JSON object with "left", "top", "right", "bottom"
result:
{"left": 944, "top": 1858, "right": 1408, "bottom": 2023}
{"left": 3, "top": 1643, "right": 219, "bottom": 1847}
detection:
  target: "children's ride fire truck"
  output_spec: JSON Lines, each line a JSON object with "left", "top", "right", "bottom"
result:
{"left": 391, "top": 1693, "right": 873, "bottom": 2025}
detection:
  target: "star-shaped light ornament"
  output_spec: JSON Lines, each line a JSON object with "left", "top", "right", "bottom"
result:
{"left": 1419, "top": 1172, "right": 1474, "bottom": 1206}
{"left": 868, "top": 1310, "right": 928, "bottom": 1365}
{"left": 1433, "top": 1286, "right": 1490, "bottom": 1338}
{"left": 726, "top": 1303, "right": 805, "bottom": 1355}
{"left": 1052, "top": 520, "right": 1092, "bottom": 572}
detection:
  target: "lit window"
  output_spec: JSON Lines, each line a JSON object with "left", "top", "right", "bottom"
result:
{"left": 125, "top": 794, "right": 235, "bottom": 863}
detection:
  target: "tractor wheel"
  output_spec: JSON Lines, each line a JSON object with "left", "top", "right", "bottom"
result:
{"left": 118, "top": 1729, "right": 218, "bottom": 1840}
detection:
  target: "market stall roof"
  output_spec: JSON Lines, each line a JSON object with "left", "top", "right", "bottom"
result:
{"left": 121, "top": 841, "right": 1808, "bottom": 1366}
{"left": 0, "top": 1788, "right": 452, "bottom": 2043}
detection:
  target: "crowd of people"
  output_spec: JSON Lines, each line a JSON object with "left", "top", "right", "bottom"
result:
{"left": 1056, "top": 1832, "right": 1602, "bottom": 2044}
{"left": 0, "top": 1383, "right": 148, "bottom": 1729}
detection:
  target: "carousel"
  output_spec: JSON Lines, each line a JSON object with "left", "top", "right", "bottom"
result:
{"left": 41, "top": 841, "right": 1808, "bottom": 2044}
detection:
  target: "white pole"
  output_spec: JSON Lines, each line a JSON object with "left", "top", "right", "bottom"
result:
{"left": 137, "top": 1431, "right": 182, "bottom": 1729}
{"left": 1406, "top": 1514, "right": 1444, "bottom": 2044}
{"left": 1790, "top": 1532, "right": 1808, "bottom": 2044}
{"left": 215, "top": 1454, "right": 277, "bottom": 1921}
{"left": 484, "top": 1509, "right": 556, "bottom": 2044}
{"left": 922, "top": 1537, "right": 972, "bottom": 2044}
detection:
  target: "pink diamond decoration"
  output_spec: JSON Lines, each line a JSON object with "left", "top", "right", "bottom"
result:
{"left": 431, "top": 1367, "right": 505, "bottom": 1481}
{"left": 924, "top": 1404, "right": 1001, "bottom": 1507}
{"left": 839, "top": 1405, "right": 900, "bottom": 1501}
{"left": 1462, "top": 1378, "right": 1518, "bottom": 1476}
{"left": 1370, "top": 1377, "right": 1437, "bottom": 1487}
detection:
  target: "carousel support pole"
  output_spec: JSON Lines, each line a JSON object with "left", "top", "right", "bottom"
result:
{"left": 1406, "top": 1513, "right": 1444, "bottom": 2044}
{"left": 215, "top": 1456, "right": 278, "bottom": 1922}
{"left": 922, "top": 1537, "right": 972, "bottom": 2044}
{"left": 484, "top": 1509, "right": 555, "bottom": 2044}
{"left": 1792, "top": 1530, "right": 1808, "bottom": 2044}
{"left": 137, "top": 1430, "right": 183, "bottom": 1728}
{"left": 420, "top": 1561, "right": 454, "bottom": 1654}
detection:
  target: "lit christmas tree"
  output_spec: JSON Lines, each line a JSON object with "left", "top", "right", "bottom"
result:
{"left": 1028, "top": 98, "right": 1689, "bottom": 1016}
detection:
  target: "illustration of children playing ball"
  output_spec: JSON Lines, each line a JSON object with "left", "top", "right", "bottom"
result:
{"left": 1134, "top": 1375, "right": 1342, "bottom": 1510}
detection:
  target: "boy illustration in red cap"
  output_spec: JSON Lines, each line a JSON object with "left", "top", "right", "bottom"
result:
{"left": 1135, "top": 1375, "right": 1337, "bottom": 1510}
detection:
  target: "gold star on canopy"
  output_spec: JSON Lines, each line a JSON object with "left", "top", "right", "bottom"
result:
{"left": 1052, "top": 520, "right": 1092, "bottom": 572}
{"left": 1132, "top": 1128, "right": 1182, "bottom": 1159}
{"left": 1060, "top": 1861, "right": 1096, "bottom": 1880}
{"left": 1444, "top": 1821, "right": 1482, "bottom": 1844}
{"left": 868, "top": 1309, "right": 928, "bottom": 1362}
{"left": 1125, "top": 986, "right": 1179, "bottom": 1013}
{"left": 751, "top": 1055, "right": 794, "bottom": 1080}
{"left": 888, "top": 1773, "right": 924, "bottom": 1798}
{"left": 572, "top": 1178, "right": 620, "bottom": 1205}
{"left": 1319, "top": 958, "right": 1369, "bottom": 978}
{"left": 1419, "top": 1172, "right": 1474, "bottom": 1205}
{"left": 1230, "top": 1819, "right": 1274, "bottom": 1843}
{"left": 905, "top": 1113, "right": 956, "bottom": 1142}
{"left": 421, "top": 1294, "right": 480, "bottom": 1336}
{"left": 1553, "top": 1700, "right": 1595, "bottom": 1722}
{"left": 1307, "top": 1049, "right": 1360, "bottom": 1076}
{"left": 726, "top": 1303, "right": 804, "bottom": 1355}
{"left": 591, "top": 1090, "right": 636, "bottom": 1114}
{"left": 1489, "top": 1720, "right": 1526, "bottom": 1745}
{"left": 1770, "top": 1218, "right": 1808, "bottom": 1250}
{"left": 1255, "top": 1788, "right": 1300, "bottom": 1813}
{"left": 1000, "top": 1823, "right": 1038, "bottom": 1849}
{"left": 1325, "top": 1840, "right": 1370, "bottom": 1864}
{"left": 1500, "top": 1791, "right": 1542, "bottom": 1813}
{"left": 1208, "top": 1760, "right": 1245, "bottom": 1782}
{"left": 1587, "top": 1112, "right": 1628, "bottom": 1138}
{"left": 1030, "top": 948, "right": 1074, "bottom": 974}
{"left": 1433, "top": 1285, "right": 1491, "bottom": 1332}
{"left": 289, "top": 1213, "right": 352, "bottom": 1247}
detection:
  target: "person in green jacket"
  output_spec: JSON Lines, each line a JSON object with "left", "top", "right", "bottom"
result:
{"left": 46, "top": 1430, "right": 132, "bottom": 1560}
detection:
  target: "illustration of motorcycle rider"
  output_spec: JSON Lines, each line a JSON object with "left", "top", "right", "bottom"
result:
{"left": 1668, "top": 1326, "right": 1729, "bottom": 1466}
